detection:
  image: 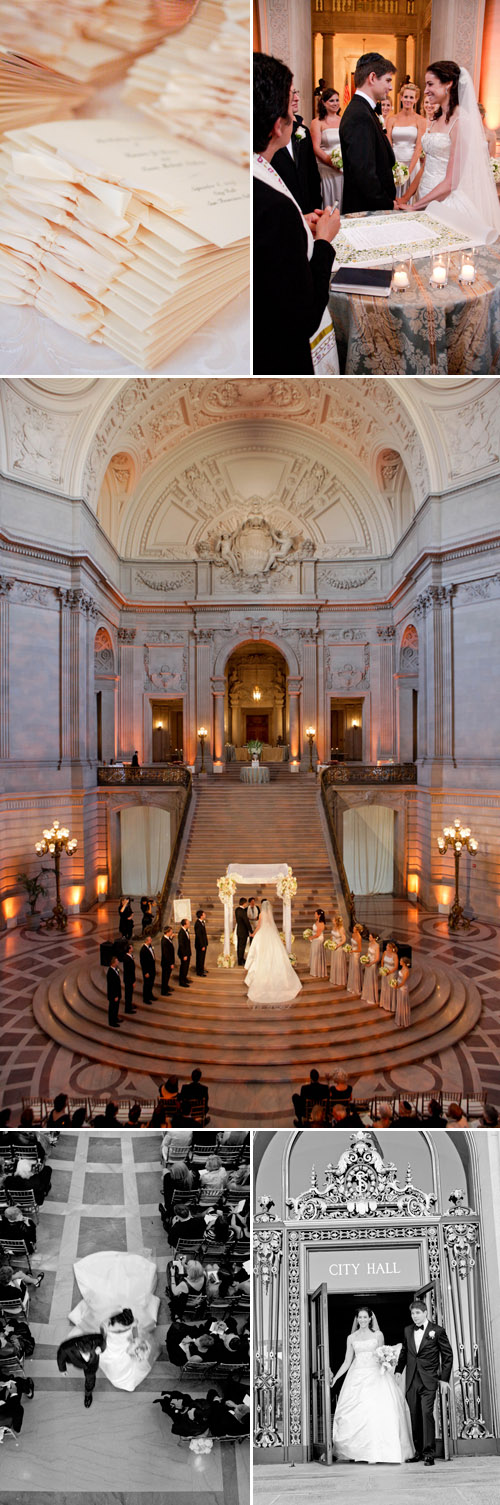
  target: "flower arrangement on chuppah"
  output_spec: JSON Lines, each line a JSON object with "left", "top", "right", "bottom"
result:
{"left": 393, "top": 161, "right": 410, "bottom": 187}
{"left": 217, "top": 873, "right": 238, "bottom": 902}
{"left": 276, "top": 866, "right": 297, "bottom": 901}
{"left": 217, "top": 952, "right": 236, "bottom": 968}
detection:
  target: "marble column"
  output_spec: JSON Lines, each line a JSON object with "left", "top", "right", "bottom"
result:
{"left": 376, "top": 627, "right": 396, "bottom": 759}
{"left": 58, "top": 589, "right": 92, "bottom": 765}
{"left": 323, "top": 34, "right": 334, "bottom": 87}
{"left": 480, "top": 0, "right": 500, "bottom": 128}
{"left": 394, "top": 674, "right": 416, "bottom": 762}
{"left": 196, "top": 632, "right": 214, "bottom": 768}
{"left": 416, "top": 586, "right": 455, "bottom": 765}
{"left": 211, "top": 677, "right": 226, "bottom": 762}
{"left": 395, "top": 34, "right": 407, "bottom": 89}
{"left": 257, "top": 0, "right": 313, "bottom": 113}
{"left": 300, "top": 637, "right": 317, "bottom": 766}
{"left": 430, "top": 0, "right": 486, "bottom": 91}
{"left": 0, "top": 577, "right": 13, "bottom": 760}
{"left": 118, "top": 628, "right": 136, "bottom": 760}
{"left": 287, "top": 676, "right": 302, "bottom": 764}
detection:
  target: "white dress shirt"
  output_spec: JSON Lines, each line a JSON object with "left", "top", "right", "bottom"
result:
{"left": 355, "top": 89, "right": 377, "bottom": 110}
{"left": 413, "top": 1318, "right": 428, "bottom": 1350}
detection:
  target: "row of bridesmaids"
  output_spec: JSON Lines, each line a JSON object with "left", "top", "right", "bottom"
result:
{"left": 308, "top": 912, "right": 410, "bottom": 1029}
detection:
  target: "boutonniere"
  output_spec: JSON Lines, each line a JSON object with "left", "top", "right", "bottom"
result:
{"left": 428, "top": 1330, "right": 436, "bottom": 1338}
{"left": 294, "top": 126, "right": 306, "bottom": 141}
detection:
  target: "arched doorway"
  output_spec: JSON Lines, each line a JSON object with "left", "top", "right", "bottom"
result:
{"left": 226, "top": 642, "right": 289, "bottom": 755}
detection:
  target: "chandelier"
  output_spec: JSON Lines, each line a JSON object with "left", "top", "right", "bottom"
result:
{"left": 252, "top": 685, "right": 262, "bottom": 702}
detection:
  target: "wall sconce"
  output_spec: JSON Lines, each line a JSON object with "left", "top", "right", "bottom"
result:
{"left": 305, "top": 726, "right": 316, "bottom": 773}
{"left": 35, "top": 819, "right": 78, "bottom": 931}
{"left": 197, "top": 726, "right": 208, "bottom": 774}
{"left": 352, "top": 719, "right": 359, "bottom": 728}
{"left": 157, "top": 721, "right": 163, "bottom": 730}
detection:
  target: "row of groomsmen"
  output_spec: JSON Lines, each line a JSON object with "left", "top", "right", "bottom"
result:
{"left": 106, "top": 911, "right": 209, "bottom": 1028}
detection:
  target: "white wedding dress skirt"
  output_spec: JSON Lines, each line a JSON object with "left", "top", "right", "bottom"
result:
{"left": 69, "top": 1251, "right": 160, "bottom": 1391}
{"left": 244, "top": 904, "right": 302, "bottom": 1004}
{"left": 332, "top": 1334, "right": 414, "bottom": 1463}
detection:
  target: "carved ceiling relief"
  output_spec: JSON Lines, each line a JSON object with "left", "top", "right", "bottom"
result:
{"left": 3, "top": 388, "right": 68, "bottom": 487}
{"left": 143, "top": 643, "right": 187, "bottom": 692}
{"left": 326, "top": 644, "right": 370, "bottom": 690}
{"left": 443, "top": 396, "right": 500, "bottom": 480}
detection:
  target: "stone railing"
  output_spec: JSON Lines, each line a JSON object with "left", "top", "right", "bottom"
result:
{"left": 97, "top": 764, "right": 190, "bottom": 787}
{"left": 323, "top": 762, "right": 417, "bottom": 786}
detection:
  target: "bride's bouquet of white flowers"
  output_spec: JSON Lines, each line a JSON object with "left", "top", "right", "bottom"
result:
{"left": 393, "top": 162, "right": 410, "bottom": 187}
{"left": 492, "top": 160, "right": 500, "bottom": 182}
{"left": 376, "top": 1343, "right": 399, "bottom": 1373}
{"left": 330, "top": 146, "right": 343, "bottom": 171}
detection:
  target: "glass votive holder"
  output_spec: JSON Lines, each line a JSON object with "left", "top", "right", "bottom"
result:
{"left": 458, "top": 250, "right": 476, "bottom": 286}
{"left": 429, "top": 252, "right": 449, "bottom": 289}
{"left": 392, "top": 257, "right": 411, "bottom": 293}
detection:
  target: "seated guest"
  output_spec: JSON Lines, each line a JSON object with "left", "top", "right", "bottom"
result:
{"left": 0, "top": 1374, "right": 35, "bottom": 1434}
{"left": 253, "top": 52, "right": 339, "bottom": 376}
{"left": 166, "top": 1320, "right": 206, "bottom": 1366}
{"left": 424, "top": 1098, "right": 447, "bottom": 1128}
{"left": 373, "top": 1100, "right": 394, "bottom": 1127}
{"left": 0, "top": 1261, "right": 43, "bottom": 1307}
{"left": 153, "top": 1389, "right": 209, "bottom": 1436}
{"left": 199, "top": 1156, "right": 228, "bottom": 1192}
{"left": 308, "top": 1102, "right": 328, "bottom": 1126}
{"left": 227, "top": 1261, "right": 251, "bottom": 1300}
{"left": 71, "top": 1108, "right": 87, "bottom": 1127}
{"left": 0, "top": 1203, "right": 37, "bottom": 1254}
{"left": 292, "top": 1068, "right": 328, "bottom": 1124}
{"left": 446, "top": 1102, "right": 469, "bottom": 1128}
{"left": 229, "top": 1200, "right": 249, "bottom": 1240}
{"left": 92, "top": 1101, "right": 120, "bottom": 1128}
{"left": 180, "top": 1068, "right": 208, "bottom": 1110}
{"left": 126, "top": 1104, "right": 143, "bottom": 1127}
{"left": 0, "top": 1310, "right": 35, "bottom": 1357}
{"left": 169, "top": 1258, "right": 207, "bottom": 1316}
{"left": 329, "top": 1069, "right": 353, "bottom": 1104}
{"left": 5, "top": 1155, "right": 52, "bottom": 1204}
{"left": 216, "top": 1317, "right": 249, "bottom": 1364}
{"left": 46, "top": 1092, "right": 72, "bottom": 1127}
{"left": 206, "top": 1388, "right": 250, "bottom": 1437}
{"left": 0, "top": 1109, "right": 11, "bottom": 1128}
{"left": 272, "top": 81, "right": 322, "bottom": 213}
{"left": 227, "top": 1162, "right": 250, "bottom": 1188}
{"left": 476, "top": 1103, "right": 499, "bottom": 1127}
{"left": 394, "top": 1100, "right": 421, "bottom": 1126}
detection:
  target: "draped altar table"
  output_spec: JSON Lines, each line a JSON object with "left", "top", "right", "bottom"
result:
{"left": 240, "top": 765, "right": 270, "bottom": 783}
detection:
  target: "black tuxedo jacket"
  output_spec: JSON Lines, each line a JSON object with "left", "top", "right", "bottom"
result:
{"left": 254, "top": 177, "right": 334, "bottom": 376}
{"left": 178, "top": 927, "right": 191, "bottom": 960}
{"left": 339, "top": 93, "right": 396, "bottom": 213}
{"left": 395, "top": 1322, "right": 453, "bottom": 1390}
{"left": 57, "top": 1334, "right": 104, "bottom": 1373}
{"left": 106, "top": 965, "right": 121, "bottom": 1005}
{"left": 194, "top": 919, "right": 208, "bottom": 950}
{"left": 235, "top": 906, "right": 253, "bottom": 938}
{"left": 140, "top": 943, "right": 156, "bottom": 979}
{"left": 161, "top": 936, "right": 176, "bottom": 967}
{"left": 273, "top": 115, "right": 322, "bottom": 214}
{"left": 123, "top": 952, "right": 136, "bottom": 986}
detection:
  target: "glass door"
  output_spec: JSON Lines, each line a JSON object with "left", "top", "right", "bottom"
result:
{"left": 309, "top": 1282, "right": 332, "bottom": 1463}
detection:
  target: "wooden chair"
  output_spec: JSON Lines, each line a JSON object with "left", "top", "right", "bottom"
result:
{"left": 7, "top": 1190, "right": 38, "bottom": 1226}
{"left": 0, "top": 1295, "right": 29, "bottom": 1320}
{"left": 0, "top": 1238, "right": 31, "bottom": 1275}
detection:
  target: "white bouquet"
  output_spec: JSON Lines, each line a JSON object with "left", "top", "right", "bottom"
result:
{"left": 303, "top": 928, "right": 313, "bottom": 940}
{"left": 330, "top": 146, "right": 343, "bottom": 171}
{"left": 376, "top": 1343, "right": 399, "bottom": 1373}
{"left": 393, "top": 161, "right": 410, "bottom": 187}
{"left": 217, "top": 952, "right": 236, "bottom": 969}
{"left": 324, "top": 938, "right": 337, "bottom": 951}
{"left": 189, "top": 1437, "right": 213, "bottom": 1454}
{"left": 492, "top": 160, "right": 500, "bottom": 182}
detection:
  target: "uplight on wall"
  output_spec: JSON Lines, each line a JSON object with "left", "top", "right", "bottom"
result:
{"left": 407, "top": 873, "right": 419, "bottom": 905}
{"left": 97, "top": 874, "right": 108, "bottom": 903}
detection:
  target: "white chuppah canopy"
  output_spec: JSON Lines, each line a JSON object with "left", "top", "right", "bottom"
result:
{"left": 223, "top": 862, "right": 292, "bottom": 955}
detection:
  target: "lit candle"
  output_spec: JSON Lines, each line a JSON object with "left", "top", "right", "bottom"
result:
{"left": 431, "top": 265, "right": 447, "bottom": 286}
{"left": 393, "top": 269, "right": 409, "bottom": 289}
{"left": 460, "top": 264, "right": 475, "bottom": 284}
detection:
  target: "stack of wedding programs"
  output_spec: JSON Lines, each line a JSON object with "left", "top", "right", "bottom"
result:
{"left": 0, "top": 1, "right": 185, "bottom": 91}
{"left": 0, "top": 50, "right": 91, "bottom": 135}
{"left": 0, "top": 117, "right": 249, "bottom": 367}
{"left": 123, "top": 0, "right": 250, "bottom": 168}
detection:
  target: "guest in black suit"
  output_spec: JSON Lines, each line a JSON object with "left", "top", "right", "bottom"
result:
{"left": 161, "top": 925, "right": 176, "bottom": 995}
{"left": 395, "top": 1298, "right": 453, "bottom": 1464}
{"left": 57, "top": 1332, "right": 106, "bottom": 1408}
{"left": 292, "top": 1068, "right": 328, "bottom": 1124}
{"left": 0, "top": 1374, "right": 35, "bottom": 1434}
{"left": 0, "top": 1204, "right": 37, "bottom": 1254}
{"left": 118, "top": 897, "right": 134, "bottom": 939}
{"left": 253, "top": 52, "right": 339, "bottom": 376}
{"left": 273, "top": 84, "right": 322, "bottom": 213}
{"left": 178, "top": 920, "right": 191, "bottom": 987}
{"left": 131, "top": 751, "right": 140, "bottom": 768}
{"left": 140, "top": 939, "right": 156, "bottom": 1004}
{"left": 235, "top": 898, "right": 253, "bottom": 966}
{"left": 194, "top": 910, "right": 208, "bottom": 976}
{"left": 339, "top": 51, "right": 396, "bottom": 213}
{"left": 123, "top": 942, "right": 137, "bottom": 1014}
{"left": 106, "top": 955, "right": 121, "bottom": 1028}
{"left": 180, "top": 1068, "right": 208, "bottom": 1110}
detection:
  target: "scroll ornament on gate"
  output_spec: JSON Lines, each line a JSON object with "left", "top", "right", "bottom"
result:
{"left": 253, "top": 1227, "right": 283, "bottom": 1291}
{"left": 443, "top": 1221, "right": 479, "bottom": 1277}
{"left": 286, "top": 1131, "right": 437, "bottom": 1220}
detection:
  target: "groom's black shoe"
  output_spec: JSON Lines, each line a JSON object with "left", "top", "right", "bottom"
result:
{"left": 408, "top": 1454, "right": 423, "bottom": 1462}
{"left": 424, "top": 1456, "right": 435, "bottom": 1467}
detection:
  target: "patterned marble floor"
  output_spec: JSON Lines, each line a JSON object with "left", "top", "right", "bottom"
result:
{"left": 1, "top": 1130, "right": 249, "bottom": 1504}
{"left": 0, "top": 901, "right": 500, "bottom": 1117}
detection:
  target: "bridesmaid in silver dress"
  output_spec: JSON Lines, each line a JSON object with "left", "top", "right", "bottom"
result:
{"left": 310, "top": 908, "right": 328, "bottom": 978}
{"left": 347, "top": 923, "right": 363, "bottom": 995}
{"left": 361, "top": 932, "right": 380, "bottom": 1005}
{"left": 395, "top": 957, "right": 411, "bottom": 1028}
{"left": 379, "top": 939, "right": 399, "bottom": 1012}
{"left": 330, "top": 912, "right": 347, "bottom": 987}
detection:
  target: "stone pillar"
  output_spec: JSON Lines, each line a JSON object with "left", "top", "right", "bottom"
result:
{"left": 480, "top": 0, "right": 500, "bottom": 130}
{"left": 59, "top": 589, "right": 93, "bottom": 765}
{"left": 287, "top": 676, "right": 302, "bottom": 765}
{"left": 211, "top": 677, "right": 226, "bottom": 763}
{"left": 415, "top": 586, "right": 454, "bottom": 765}
{"left": 430, "top": 0, "right": 486, "bottom": 91}
{"left": 118, "top": 628, "right": 136, "bottom": 760}
{"left": 195, "top": 631, "right": 214, "bottom": 769}
{"left": 394, "top": 674, "right": 416, "bottom": 762}
{"left": 300, "top": 636, "right": 317, "bottom": 766}
{"left": 258, "top": 0, "right": 313, "bottom": 115}
{"left": 322, "top": 33, "right": 334, "bottom": 87}
{"left": 376, "top": 627, "right": 396, "bottom": 759}
{"left": 0, "top": 577, "right": 13, "bottom": 760}
{"left": 395, "top": 35, "right": 407, "bottom": 92}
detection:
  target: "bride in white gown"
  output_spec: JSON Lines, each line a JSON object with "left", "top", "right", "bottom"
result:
{"left": 397, "top": 60, "right": 500, "bottom": 244}
{"left": 68, "top": 1251, "right": 160, "bottom": 1392}
{"left": 331, "top": 1307, "right": 414, "bottom": 1464}
{"left": 244, "top": 898, "right": 302, "bottom": 1005}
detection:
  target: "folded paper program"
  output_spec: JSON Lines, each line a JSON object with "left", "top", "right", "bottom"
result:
{"left": 0, "top": 48, "right": 91, "bottom": 135}
{"left": 0, "top": 0, "right": 185, "bottom": 88}
{"left": 0, "top": 117, "right": 249, "bottom": 367}
{"left": 124, "top": 0, "right": 250, "bottom": 168}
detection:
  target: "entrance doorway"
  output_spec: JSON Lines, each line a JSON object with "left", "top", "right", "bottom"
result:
{"left": 309, "top": 1286, "right": 419, "bottom": 1463}
{"left": 151, "top": 699, "right": 183, "bottom": 762}
{"left": 246, "top": 712, "right": 269, "bottom": 742}
{"left": 226, "top": 642, "right": 288, "bottom": 749}
{"left": 330, "top": 698, "right": 363, "bottom": 760}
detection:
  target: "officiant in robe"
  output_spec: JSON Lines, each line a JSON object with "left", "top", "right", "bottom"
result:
{"left": 340, "top": 52, "right": 396, "bottom": 214}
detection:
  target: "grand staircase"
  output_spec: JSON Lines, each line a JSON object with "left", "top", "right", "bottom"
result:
{"left": 32, "top": 775, "right": 482, "bottom": 1122}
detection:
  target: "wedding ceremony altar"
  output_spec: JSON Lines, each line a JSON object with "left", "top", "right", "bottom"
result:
{"left": 218, "top": 863, "right": 296, "bottom": 956}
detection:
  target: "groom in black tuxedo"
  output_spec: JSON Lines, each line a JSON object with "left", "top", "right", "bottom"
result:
{"left": 235, "top": 898, "right": 253, "bottom": 966}
{"left": 395, "top": 1297, "right": 453, "bottom": 1464}
{"left": 340, "top": 52, "right": 397, "bottom": 214}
